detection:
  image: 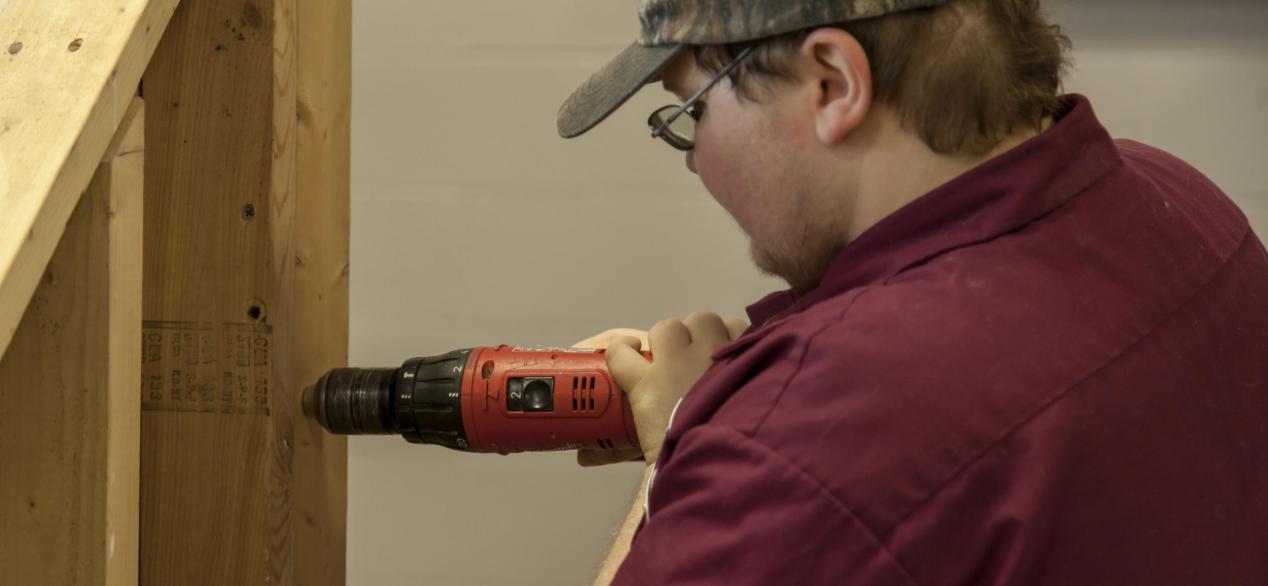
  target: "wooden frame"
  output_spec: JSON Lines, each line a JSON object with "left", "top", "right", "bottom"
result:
{"left": 0, "top": 1, "right": 349, "bottom": 584}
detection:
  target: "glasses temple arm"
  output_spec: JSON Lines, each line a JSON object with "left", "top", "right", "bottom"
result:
{"left": 651, "top": 45, "right": 756, "bottom": 137}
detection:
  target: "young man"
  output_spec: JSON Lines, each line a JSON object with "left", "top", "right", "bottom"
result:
{"left": 560, "top": 1, "right": 1268, "bottom": 584}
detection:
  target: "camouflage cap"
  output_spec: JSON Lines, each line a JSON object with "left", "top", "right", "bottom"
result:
{"left": 557, "top": 0, "right": 946, "bottom": 138}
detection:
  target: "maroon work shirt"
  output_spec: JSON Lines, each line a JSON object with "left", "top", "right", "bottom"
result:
{"left": 613, "top": 96, "right": 1268, "bottom": 585}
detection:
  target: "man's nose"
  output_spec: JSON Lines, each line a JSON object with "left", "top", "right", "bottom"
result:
{"left": 686, "top": 151, "right": 698, "bottom": 175}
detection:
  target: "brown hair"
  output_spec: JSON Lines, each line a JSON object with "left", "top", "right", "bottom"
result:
{"left": 693, "top": 0, "right": 1071, "bottom": 155}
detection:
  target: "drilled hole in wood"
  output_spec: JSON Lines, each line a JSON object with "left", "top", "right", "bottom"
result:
{"left": 247, "top": 305, "right": 263, "bottom": 321}
{"left": 7, "top": 42, "right": 22, "bottom": 55}
{"left": 68, "top": 38, "right": 83, "bottom": 52}
{"left": 242, "top": 203, "right": 255, "bottom": 220}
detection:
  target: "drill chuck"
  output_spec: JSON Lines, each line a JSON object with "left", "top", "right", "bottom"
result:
{"left": 302, "top": 368, "right": 397, "bottom": 434}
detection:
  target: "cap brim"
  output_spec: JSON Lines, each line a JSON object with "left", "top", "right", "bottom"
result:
{"left": 557, "top": 42, "right": 686, "bottom": 139}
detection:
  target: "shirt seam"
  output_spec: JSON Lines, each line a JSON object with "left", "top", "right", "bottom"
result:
{"left": 881, "top": 224, "right": 1254, "bottom": 538}
{"left": 749, "top": 287, "right": 874, "bottom": 434}
{"left": 702, "top": 426, "right": 924, "bottom": 586}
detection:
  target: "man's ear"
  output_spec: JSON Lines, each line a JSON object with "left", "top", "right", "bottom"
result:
{"left": 799, "top": 28, "right": 872, "bottom": 145}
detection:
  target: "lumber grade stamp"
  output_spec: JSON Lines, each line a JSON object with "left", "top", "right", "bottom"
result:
{"left": 141, "top": 320, "right": 273, "bottom": 416}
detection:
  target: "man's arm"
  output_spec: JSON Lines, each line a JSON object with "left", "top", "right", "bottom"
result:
{"left": 591, "top": 465, "right": 654, "bottom": 586}
{"left": 573, "top": 315, "right": 748, "bottom": 584}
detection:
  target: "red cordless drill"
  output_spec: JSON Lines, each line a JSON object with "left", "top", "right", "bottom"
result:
{"left": 301, "top": 345, "right": 645, "bottom": 454}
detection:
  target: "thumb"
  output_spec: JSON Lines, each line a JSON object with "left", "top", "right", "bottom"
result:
{"left": 724, "top": 318, "right": 750, "bottom": 341}
{"left": 606, "top": 338, "right": 649, "bottom": 393}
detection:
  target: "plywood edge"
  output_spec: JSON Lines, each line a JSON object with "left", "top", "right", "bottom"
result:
{"left": 0, "top": 0, "right": 178, "bottom": 359}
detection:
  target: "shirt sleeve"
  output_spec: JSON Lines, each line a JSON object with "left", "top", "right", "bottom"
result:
{"left": 612, "top": 425, "right": 917, "bottom": 586}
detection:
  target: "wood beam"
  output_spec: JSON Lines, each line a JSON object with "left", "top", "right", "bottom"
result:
{"left": 0, "top": 0, "right": 177, "bottom": 359}
{"left": 0, "top": 96, "right": 145, "bottom": 586}
{"left": 294, "top": 1, "right": 351, "bottom": 583}
{"left": 139, "top": 0, "right": 347, "bottom": 583}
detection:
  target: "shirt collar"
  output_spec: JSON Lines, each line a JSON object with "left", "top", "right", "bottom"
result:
{"left": 716, "top": 95, "right": 1122, "bottom": 358}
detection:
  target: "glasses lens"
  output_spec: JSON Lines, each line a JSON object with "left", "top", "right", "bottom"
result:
{"left": 650, "top": 105, "right": 695, "bottom": 150}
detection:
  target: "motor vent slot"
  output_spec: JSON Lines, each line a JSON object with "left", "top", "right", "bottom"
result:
{"left": 572, "top": 376, "right": 598, "bottom": 412}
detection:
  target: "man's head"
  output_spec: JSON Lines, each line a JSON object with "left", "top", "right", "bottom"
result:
{"left": 559, "top": 0, "right": 1070, "bottom": 292}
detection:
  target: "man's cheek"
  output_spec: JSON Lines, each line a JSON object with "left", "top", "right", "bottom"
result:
{"left": 693, "top": 137, "right": 753, "bottom": 218}
{"left": 694, "top": 153, "right": 729, "bottom": 204}
{"left": 697, "top": 167, "right": 754, "bottom": 232}
{"left": 692, "top": 138, "right": 732, "bottom": 188}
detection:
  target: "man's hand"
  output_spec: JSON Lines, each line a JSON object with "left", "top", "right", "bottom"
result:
{"left": 571, "top": 328, "right": 650, "bottom": 353}
{"left": 571, "top": 328, "right": 650, "bottom": 466}
{"left": 571, "top": 314, "right": 748, "bottom": 467}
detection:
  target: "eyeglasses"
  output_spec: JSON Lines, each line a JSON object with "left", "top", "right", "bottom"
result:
{"left": 648, "top": 46, "right": 756, "bottom": 151}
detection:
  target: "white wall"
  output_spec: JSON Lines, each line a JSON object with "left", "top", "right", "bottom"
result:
{"left": 348, "top": 2, "right": 1268, "bottom": 584}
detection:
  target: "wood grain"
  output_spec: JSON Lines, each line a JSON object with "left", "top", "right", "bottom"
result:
{"left": 139, "top": 0, "right": 346, "bottom": 583}
{"left": 293, "top": 1, "right": 350, "bottom": 584}
{"left": 141, "top": 0, "right": 279, "bottom": 583}
{"left": 0, "top": 0, "right": 176, "bottom": 359}
{"left": 103, "top": 97, "right": 146, "bottom": 586}
{"left": 0, "top": 96, "right": 145, "bottom": 586}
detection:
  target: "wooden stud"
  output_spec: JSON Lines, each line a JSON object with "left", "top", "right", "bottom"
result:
{"left": 0, "top": 96, "right": 145, "bottom": 586}
{"left": 294, "top": 1, "right": 351, "bottom": 584}
{"left": 140, "top": 0, "right": 284, "bottom": 582}
{"left": 139, "top": 0, "right": 347, "bottom": 583}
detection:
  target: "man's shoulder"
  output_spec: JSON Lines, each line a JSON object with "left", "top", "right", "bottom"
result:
{"left": 699, "top": 275, "right": 1073, "bottom": 533}
{"left": 708, "top": 224, "right": 1237, "bottom": 535}
{"left": 709, "top": 268, "right": 1079, "bottom": 457}
{"left": 697, "top": 133, "right": 1261, "bottom": 532}
{"left": 756, "top": 132, "right": 1255, "bottom": 388}
{"left": 740, "top": 245, "right": 1096, "bottom": 389}
{"left": 712, "top": 133, "right": 1249, "bottom": 404}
